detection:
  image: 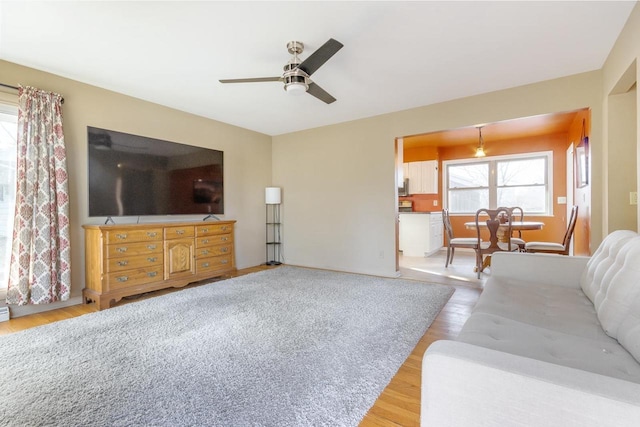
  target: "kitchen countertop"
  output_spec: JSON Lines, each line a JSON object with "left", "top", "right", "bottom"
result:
{"left": 399, "top": 211, "right": 441, "bottom": 214}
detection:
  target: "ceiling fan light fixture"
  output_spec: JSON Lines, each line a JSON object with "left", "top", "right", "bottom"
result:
{"left": 284, "top": 74, "right": 308, "bottom": 95}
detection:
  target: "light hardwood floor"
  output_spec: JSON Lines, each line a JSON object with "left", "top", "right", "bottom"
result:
{"left": 0, "top": 251, "right": 483, "bottom": 426}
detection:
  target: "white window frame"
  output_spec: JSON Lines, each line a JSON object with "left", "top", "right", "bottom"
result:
{"left": 0, "top": 99, "right": 18, "bottom": 295}
{"left": 443, "top": 151, "right": 553, "bottom": 215}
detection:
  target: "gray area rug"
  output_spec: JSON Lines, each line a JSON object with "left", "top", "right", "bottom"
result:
{"left": 0, "top": 266, "right": 453, "bottom": 426}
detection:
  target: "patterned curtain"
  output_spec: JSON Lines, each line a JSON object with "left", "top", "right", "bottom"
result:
{"left": 6, "top": 86, "right": 71, "bottom": 305}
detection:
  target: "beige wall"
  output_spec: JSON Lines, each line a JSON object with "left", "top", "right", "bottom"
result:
{"left": 607, "top": 87, "right": 637, "bottom": 232}
{"left": 273, "top": 71, "right": 603, "bottom": 276}
{"left": 602, "top": 3, "right": 640, "bottom": 234}
{"left": 0, "top": 60, "right": 272, "bottom": 315}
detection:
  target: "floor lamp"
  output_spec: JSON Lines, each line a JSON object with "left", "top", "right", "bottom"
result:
{"left": 265, "top": 187, "right": 282, "bottom": 265}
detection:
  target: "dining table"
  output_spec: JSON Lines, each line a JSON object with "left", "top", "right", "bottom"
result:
{"left": 464, "top": 220, "right": 545, "bottom": 271}
{"left": 464, "top": 220, "right": 545, "bottom": 242}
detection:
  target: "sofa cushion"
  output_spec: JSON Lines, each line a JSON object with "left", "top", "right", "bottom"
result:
{"left": 580, "top": 230, "right": 636, "bottom": 308}
{"left": 619, "top": 306, "right": 640, "bottom": 364}
{"left": 458, "top": 273, "right": 640, "bottom": 382}
{"left": 457, "top": 312, "right": 640, "bottom": 383}
{"left": 615, "top": 255, "right": 640, "bottom": 364}
{"left": 581, "top": 233, "right": 640, "bottom": 340}
{"left": 471, "top": 278, "right": 605, "bottom": 339}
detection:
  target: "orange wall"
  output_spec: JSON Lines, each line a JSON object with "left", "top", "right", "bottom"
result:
{"left": 404, "top": 145, "right": 438, "bottom": 162}
{"left": 568, "top": 110, "right": 591, "bottom": 255}
{"left": 406, "top": 132, "right": 572, "bottom": 244}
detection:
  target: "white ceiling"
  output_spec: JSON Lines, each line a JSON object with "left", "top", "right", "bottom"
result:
{"left": 0, "top": 1, "right": 635, "bottom": 136}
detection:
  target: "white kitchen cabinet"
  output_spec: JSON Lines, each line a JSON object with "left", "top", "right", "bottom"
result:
{"left": 405, "top": 160, "right": 438, "bottom": 194}
{"left": 399, "top": 212, "right": 443, "bottom": 257}
{"left": 428, "top": 211, "right": 444, "bottom": 254}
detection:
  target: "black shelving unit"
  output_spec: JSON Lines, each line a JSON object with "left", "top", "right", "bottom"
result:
{"left": 265, "top": 204, "right": 282, "bottom": 265}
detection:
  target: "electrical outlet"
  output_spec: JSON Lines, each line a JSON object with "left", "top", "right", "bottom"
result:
{"left": 557, "top": 196, "right": 567, "bottom": 204}
{"left": 631, "top": 192, "right": 638, "bottom": 205}
{"left": 433, "top": 200, "right": 438, "bottom": 206}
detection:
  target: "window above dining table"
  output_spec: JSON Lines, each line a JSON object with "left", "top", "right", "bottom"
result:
{"left": 444, "top": 151, "right": 552, "bottom": 215}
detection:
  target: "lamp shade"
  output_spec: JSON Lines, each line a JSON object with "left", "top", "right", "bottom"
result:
{"left": 265, "top": 187, "right": 281, "bottom": 204}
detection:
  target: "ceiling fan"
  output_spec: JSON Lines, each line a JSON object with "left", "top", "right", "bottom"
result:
{"left": 219, "top": 38, "right": 343, "bottom": 104}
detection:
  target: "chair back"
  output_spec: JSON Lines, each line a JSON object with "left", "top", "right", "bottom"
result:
{"left": 475, "top": 207, "right": 514, "bottom": 254}
{"left": 561, "top": 205, "right": 579, "bottom": 253}
{"left": 510, "top": 206, "right": 524, "bottom": 222}
{"left": 510, "top": 206, "right": 525, "bottom": 237}
{"left": 442, "top": 209, "right": 454, "bottom": 243}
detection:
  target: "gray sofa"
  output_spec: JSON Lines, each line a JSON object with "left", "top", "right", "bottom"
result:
{"left": 422, "top": 230, "right": 640, "bottom": 426}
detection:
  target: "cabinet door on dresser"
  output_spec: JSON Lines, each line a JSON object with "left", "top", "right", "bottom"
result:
{"left": 164, "top": 226, "right": 195, "bottom": 280}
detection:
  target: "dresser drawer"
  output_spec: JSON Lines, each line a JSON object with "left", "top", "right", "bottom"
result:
{"left": 106, "top": 228, "right": 162, "bottom": 244}
{"left": 195, "top": 243, "right": 232, "bottom": 259}
{"left": 196, "top": 223, "right": 233, "bottom": 236}
{"left": 106, "top": 267, "right": 163, "bottom": 291}
{"left": 196, "top": 255, "right": 233, "bottom": 274}
{"left": 195, "top": 234, "right": 232, "bottom": 248}
{"left": 106, "top": 253, "right": 163, "bottom": 273}
{"left": 164, "top": 226, "right": 195, "bottom": 240}
{"left": 107, "top": 241, "right": 163, "bottom": 258}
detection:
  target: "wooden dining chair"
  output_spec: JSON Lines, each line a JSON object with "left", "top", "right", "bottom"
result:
{"left": 442, "top": 209, "right": 480, "bottom": 267}
{"left": 474, "top": 207, "right": 518, "bottom": 278}
{"left": 525, "top": 205, "right": 579, "bottom": 255}
{"left": 510, "top": 206, "right": 526, "bottom": 251}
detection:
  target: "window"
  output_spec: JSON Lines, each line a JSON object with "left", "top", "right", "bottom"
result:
{"left": 444, "top": 151, "right": 552, "bottom": 215}
{"left": 0, "top": 104, "right": 18, "bottom": 290}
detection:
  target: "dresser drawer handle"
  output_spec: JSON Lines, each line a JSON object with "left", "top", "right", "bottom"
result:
{"left": 117, "top": 260, "right": 128, "bottom": 267}
{"left": 202, "top": 239, "right": 209, "bottom": 244}
{"left": 116, "top": 247, "right": 128, "bottom": 253}
{"left": 147, "top": 257, "right": 157, "bottom": 262}
{"left": 147, "top": 272, "right": 158, "bottom": 278}
{"left": 147, "top": 232, "right": 157, "bottom": 237}
{"left": 201, "top": 250, "right": 209, "bottom": 255}
{"left": 221, "top": 226, "right": 228, "bottom": 231}
{"left": 202, "top": 262, "right": 210, "bottom": 268}
{"left": 202, "top": 228, "right": 208, "bottom": 232}
{"left": 175, "top": 229, "right": 185, "bottom": 235}
{"left": 116, "top": 233, "right": 128, "bottom": 240}
{"left": 147, "top": 244, "right": 157, "bottom": 250}
{"left": 220, "top": 247, "right": 228, "bottom": 253}
{"left": 221, "top": 259, "right": 228, "bottom": 264}
{"left": 116, "top": 276, "right": 128, "bottom": 282}
{"left": 221, "top": 237, "right": 228, "bottom": 242}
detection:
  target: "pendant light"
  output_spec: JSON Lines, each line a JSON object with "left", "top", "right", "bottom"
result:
{"left": 475, "top": 126, "right": 486, "bottom": 157}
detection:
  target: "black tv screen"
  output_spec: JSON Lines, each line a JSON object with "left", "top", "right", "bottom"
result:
{"left": 87, "top": 127, "right": 223, "bottom": 217}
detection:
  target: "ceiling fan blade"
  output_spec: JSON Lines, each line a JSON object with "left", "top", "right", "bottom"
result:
{"left": 307, "top": 82, "right": 336, "bottom": 104}
{"left": 219, "top": 77, "right": 281, "bottom": 83}
{"left": 297, "top": 38, "right": 343, "bottom": 76}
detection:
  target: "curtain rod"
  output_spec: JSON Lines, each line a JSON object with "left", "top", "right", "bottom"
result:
{"left": 0, "top": 82, "right": 65, "bottom": 104}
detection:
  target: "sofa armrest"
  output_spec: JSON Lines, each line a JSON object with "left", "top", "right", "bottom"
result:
{"left": 422, "top": 340, "right": 640, "bottom": 427}
{"left": 491, "top": 252, "right": 589, "bottom": 288}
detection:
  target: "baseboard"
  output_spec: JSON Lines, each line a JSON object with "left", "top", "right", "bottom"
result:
{"left": 7, "top": 296, "right": 83, "bottom": 318}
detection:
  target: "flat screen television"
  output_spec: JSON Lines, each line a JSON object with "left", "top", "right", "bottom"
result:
{"left": 87, "top": 126, "right": 223, "bottom": 217}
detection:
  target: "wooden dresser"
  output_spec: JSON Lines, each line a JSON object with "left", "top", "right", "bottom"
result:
{"left": 83, "top": 220, "right": 236, "bottom": 310}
